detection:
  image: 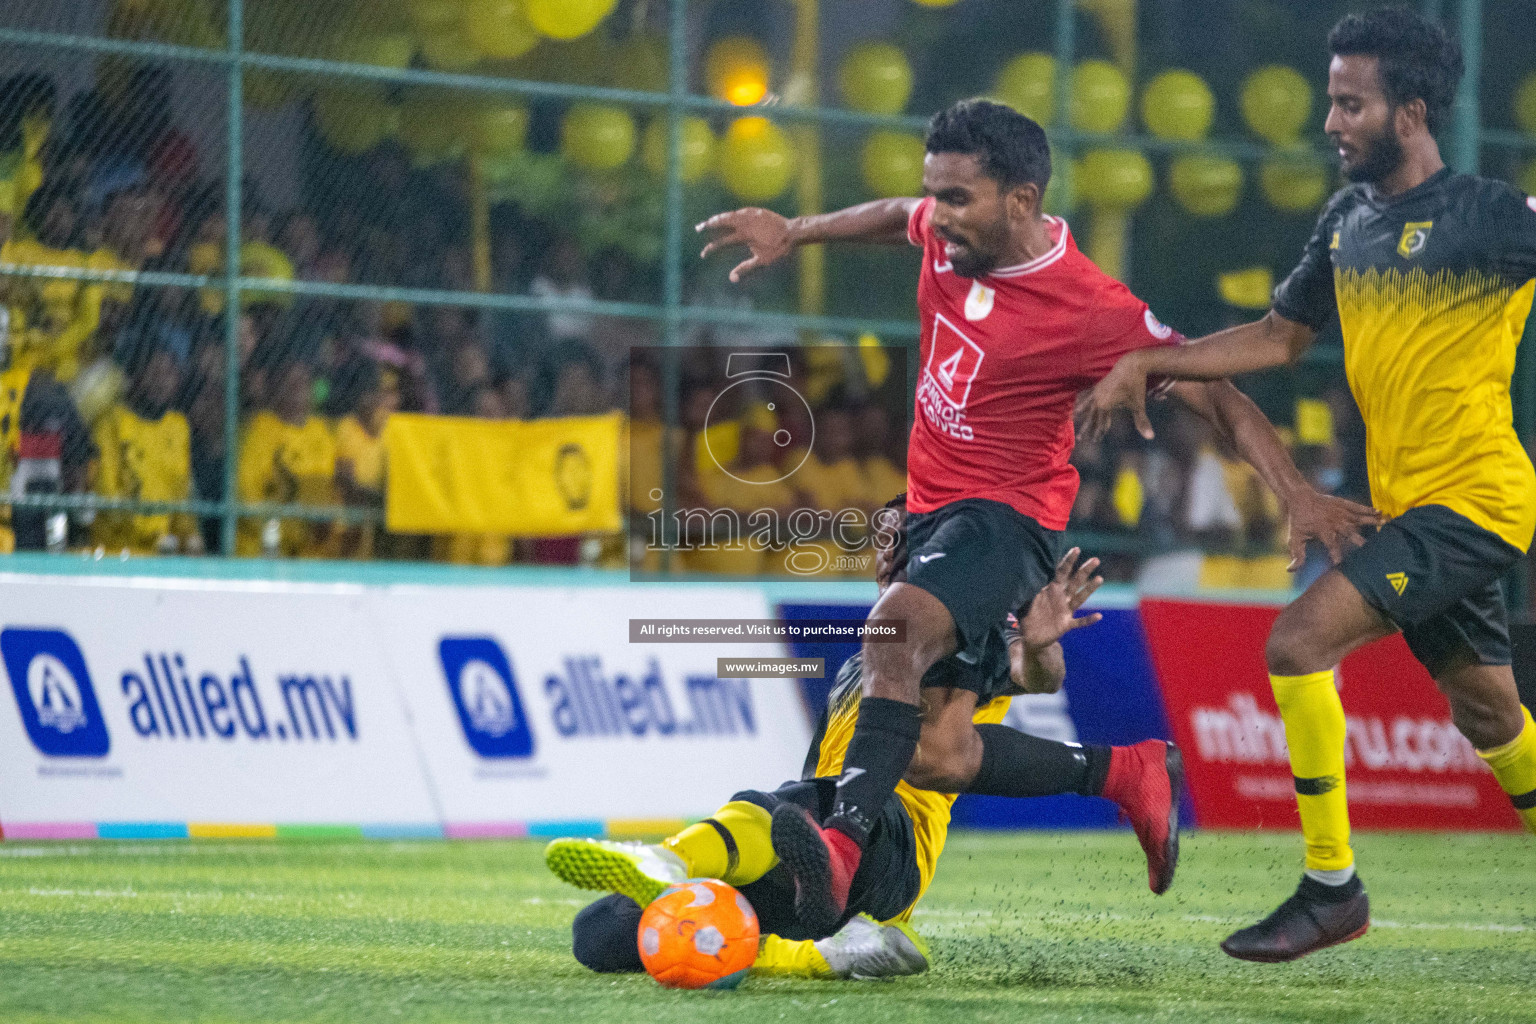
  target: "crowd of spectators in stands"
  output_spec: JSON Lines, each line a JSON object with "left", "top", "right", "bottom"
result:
{"left": 0, "top": 65, "right": 1362, "bottom": 582}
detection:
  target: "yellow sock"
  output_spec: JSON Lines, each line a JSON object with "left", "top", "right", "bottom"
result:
{"left": 1271, "top": 670, "right": 1354, "bottom": 873}
{"left": 751, "top": 934, "right": 836, "bottom": 979}
{"left": 1478, "top": 705, "right": 1536, "bottom": 836}
{"left": 661, "top": 801, "right": 776, "bottom": 885}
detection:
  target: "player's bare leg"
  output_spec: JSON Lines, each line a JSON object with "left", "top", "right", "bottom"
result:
{"left": 1224, "top": 570, "right": 1393, "bottom": 961}
{"left": 772, "top": 581, "right": 956, "bottom": 935}
{"left": 1436, "top": 660, "right": 1536, "bottom": 835}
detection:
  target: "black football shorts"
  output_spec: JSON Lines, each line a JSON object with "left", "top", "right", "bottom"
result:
{"left": 905, "top": 498, "right": 1063, "bottom": 668}
{"left": 1336, "top": 504, "right": 1523, "bottom": 677}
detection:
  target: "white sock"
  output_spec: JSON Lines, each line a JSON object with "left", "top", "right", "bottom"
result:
{"left": 1305, "top": 864, "right": 1356, "bottom": 886}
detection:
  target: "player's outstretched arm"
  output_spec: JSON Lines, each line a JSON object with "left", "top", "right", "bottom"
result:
{"left": 1079, "top": 310, "right": 1317, "bottom": 441}
{"left": 1171, "top": 379, "right": 1381, "bottom": 570}
{"left": 1007, "top": 547, "right": 1103, "bottom": 696}
{"left": 697, "top": 198, "right": 920, "bottom": 282}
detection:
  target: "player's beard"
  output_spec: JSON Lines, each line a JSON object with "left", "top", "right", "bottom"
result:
{"left": 945, "top": 221, "right": 1009, "bottom": 279}
{"left": 1339, "top": 118, "right": 1404, "bottom": 185}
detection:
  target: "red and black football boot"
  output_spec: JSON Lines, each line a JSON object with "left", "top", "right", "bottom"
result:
{"left": 1101, "top": 739, "right": 1184, "bottom": 894}
{"left": 769, "top": 804, "right": 861, "bottom": 937}
{"left": 1221, "top": 874, "right": 1370, "bottom": 962}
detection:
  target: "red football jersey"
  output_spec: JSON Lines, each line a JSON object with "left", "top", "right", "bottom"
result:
{"left": 904, "top": 196, "right": 1179, "bottom": 528}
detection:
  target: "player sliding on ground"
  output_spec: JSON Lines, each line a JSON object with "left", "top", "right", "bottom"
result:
{"left": 548, "top": 499, "right": 1175, "bottom": 981}
{"left": 1080, "top": 6, "right": 1536, "bottom": 963}
{"left": 696, "top": 98, "right": 1376, "bottom": 936}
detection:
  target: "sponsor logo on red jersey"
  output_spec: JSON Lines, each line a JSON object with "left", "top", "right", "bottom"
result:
{"left": 915, "top": 314, "right": 984, "bottom": 441}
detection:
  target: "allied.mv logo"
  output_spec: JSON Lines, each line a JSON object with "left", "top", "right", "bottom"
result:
{"left": 438, "top": 636, "right": 534, "bottom": 758}
{"left": 1, "top": 628, "right": 111, "bottom": 756}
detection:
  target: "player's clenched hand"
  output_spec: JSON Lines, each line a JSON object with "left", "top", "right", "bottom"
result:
{"left": 1020, "top": 547, "right": 1104, "bottom": 653}
{"left": 1078, "top": 353, "right": 1154, "bottom": 442}
{"left": 1283, "top": 487, "right": 1382, "bottom": 571}
{"left": 697, "top": 208, "right": 794, "bottom": 282}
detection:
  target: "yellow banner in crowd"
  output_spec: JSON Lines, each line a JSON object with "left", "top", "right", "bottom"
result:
{"left": 384, "top": 413, "right": 622, "bottom": 536}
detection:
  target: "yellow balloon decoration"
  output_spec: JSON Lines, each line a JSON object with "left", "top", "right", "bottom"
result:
{"left": 1141, "top": 69, "right": 1214, "bottom": 141}
{"left": 420, "top": 26, "right": 483, "bottom": 70}
{"left": 399, "top": 97, "right": 467, "bottom": 163}
{"left": 313, "top": 90, "right": 398, "bottom": 153}
{"left": 464, "top": 0, "right": 539, "bottom": 60}
{"left": 838, "top": 42, "right": 913, "bottom": 116}
{"left": 525, "top": 0, "right": 616, "bottom": 41}
{"left": 561, "top": 103, "right": 637, "bottom": 171}
{"left": 1041, "top": 157, "right": 1078, "bottom": 215}
{"left": 1241, "top": 66, "right": 1312, "bottom": 145}
{"left": 641, "top": 117, "right": 716, "bottom": 183}
{"left": 861, "top": 131, "right": 925, "bottom": 198}
{"left": 513, "top": 35, "right": 607, "bottom": 85}
{"left": 1169, "top": 154, "right": 1243, "bottom": 217}
{"left": 911, "top": 0, "right": 960, "bottom": 6}
{"left": 1259, "top": 150, "right": 1330, "bottom": 213}
{"left": 334, "top": 32, "right": 415, "bottom": 68}
{"left": 1514, "top": 72, "right": 1536, "bottom": 136}
{"left": 407, "top": 0, "right": 460, "bottom": 31}
{"left": 611, "top": 35, "right": 669, "bottom": 93}
{"left": 707, "top": 36, "right": 771, "bottom": 107}
{"left": 475, "top": 102, "right": 530, "bottom": 155}
{"left": 993, "top": 52, "right": 1055, "bottom": 125}
{"left": 1070, "top": 59, "right": 1131, "bottom": 134}
{"left": 718, "top": 117, "right": 795, "bottom": 202}
{"left": 1517, "top": 158, "right": 1536, "bottom": 197}
{"left": 1077, "top": 149, "right": 1151, "bottom": 209}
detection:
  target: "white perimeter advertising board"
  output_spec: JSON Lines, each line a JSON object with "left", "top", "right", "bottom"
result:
{"left": 0, "top": 574, "right": 811, "bottom": 836}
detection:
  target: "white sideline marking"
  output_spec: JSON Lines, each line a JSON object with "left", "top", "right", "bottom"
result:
{"left": 917, "top": 908, "right": 1529, "bottom": 935}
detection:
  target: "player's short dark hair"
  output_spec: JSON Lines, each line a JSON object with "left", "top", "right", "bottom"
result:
{"left": 925, "top": 99, "right": 1051, "bottom": 192}
{"left": 1328, "top": 5, "right": 1463, "bottom": 136}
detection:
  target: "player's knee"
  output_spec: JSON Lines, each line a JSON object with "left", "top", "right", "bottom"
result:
{"left": 1436, "top": 678, "right": 1523, "bottom": 750}
{"left": 861, "top": 633, "right": 943, "bottom": 702}
{"left": 1265, "top": 614, "right": 1316, "bottom": 676}
{"left": 905, "top": 721, "right": 980, "bottom": 792}
{"left": 572, "top": 895, "right": 645, "bottom": 973}
{"left": 904, "top": 744, "right": 966, "bottom": 791}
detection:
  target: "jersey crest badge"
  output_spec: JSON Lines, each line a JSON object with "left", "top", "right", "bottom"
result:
{"left": 1397, "top": 221, "right": 1433, "bottom": 259}
{"left": 964, "top": 281, "right": 995, "bottom": 321}
{"left": 1386, "top": 572, "right": 1408, "bottom": 596}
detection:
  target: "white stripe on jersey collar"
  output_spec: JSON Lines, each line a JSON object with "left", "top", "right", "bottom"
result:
{"left": 987, "top": 216, "right": 1070, "bottom": 278}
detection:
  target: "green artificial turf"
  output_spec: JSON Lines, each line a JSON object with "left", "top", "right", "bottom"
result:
{"left": 0, "top": 830, "right": 1532, "bottom": 1023}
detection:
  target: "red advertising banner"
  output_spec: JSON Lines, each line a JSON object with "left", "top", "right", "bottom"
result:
{"left": 1141, "top": 598, "right": 1520, "bottom": 831}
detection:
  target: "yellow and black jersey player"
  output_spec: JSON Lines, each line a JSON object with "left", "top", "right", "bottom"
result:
{"left": 544, "top": 497, "right": 1183, "bottom": 982}
{"left": 1082, "top": 6, "right": 1536, "bottom": 964}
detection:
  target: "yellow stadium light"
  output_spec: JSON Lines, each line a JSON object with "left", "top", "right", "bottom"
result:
{"left": 707, "top": 37, "right": 771, "bottom": 107}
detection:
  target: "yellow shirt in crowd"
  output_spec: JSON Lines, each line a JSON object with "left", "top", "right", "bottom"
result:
{"left": 236, "top": 411, "right": 337, "bottom": 556}
{"left": 92, "top": 403, "right": 193, "bottom": 553}
{"left": 334, "top": 414, "right": 386, "bottom": 492}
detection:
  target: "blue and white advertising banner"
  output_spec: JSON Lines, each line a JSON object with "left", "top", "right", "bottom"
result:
{"left": 0, "top": 575, "right": 439, "bottom": 835}
{"left": 0, "top": 575, "right": 814, "bottom": 838}
{"left": 371, "top": 584, "right": 812, "bottom": 831}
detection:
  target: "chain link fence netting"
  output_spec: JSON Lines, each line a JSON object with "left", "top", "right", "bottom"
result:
{"left": 0, "top": 0, "right": 1529, "bottom": 591}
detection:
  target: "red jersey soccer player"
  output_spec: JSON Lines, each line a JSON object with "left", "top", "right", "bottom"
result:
{"left": 698, "top": 100, "right": 1377, "bottom": 933}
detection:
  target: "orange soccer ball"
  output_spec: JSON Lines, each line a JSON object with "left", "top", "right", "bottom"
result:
{"left": 637, "top": 879, "right": 760, "bottom": 989}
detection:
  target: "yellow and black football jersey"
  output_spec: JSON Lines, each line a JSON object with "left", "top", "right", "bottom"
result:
{"left": 92, "top": 403, "right": 193, "bottom": 553}
{"left": 806, "top": 652, "right": 1011, "bottom": 913}
{"left": 235, "top": 410, "right": 338, "bottom": 556}
{"left": 1274, "top": 169, "right": 1536, "bottom": 552}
